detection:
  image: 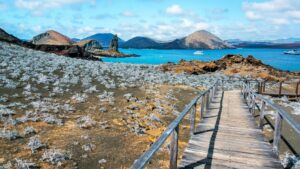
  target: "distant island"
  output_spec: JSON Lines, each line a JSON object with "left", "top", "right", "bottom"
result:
{"left": 226, "top": 39, "right": 300, "bottom": 48}
{"left": 0, "top": 28, "right": 137, "bottom": 60}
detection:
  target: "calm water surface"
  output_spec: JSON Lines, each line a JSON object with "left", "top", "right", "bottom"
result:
{"left": 103, "top": 48, "right": 300, "bottom": 71}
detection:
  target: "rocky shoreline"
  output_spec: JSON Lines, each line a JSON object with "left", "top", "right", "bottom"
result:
{"left": 161, "top": 54, "right": 300, "bottom": 81}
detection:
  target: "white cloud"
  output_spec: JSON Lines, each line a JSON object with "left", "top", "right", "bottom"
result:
{"left": 113, "top": 18, "right": 209, "bottom": 41}
{"left": 119, "top": 11, "right": 136, "bottom": 17}
{"left": 245, "top": 11, "right": 261, "bottom": 20}
{"left": 166, "top": 4, "right": 183, "bottom": 15}
{"left": 15, "top": 0, "right": 95, "bottom": 15}
{"left": 243, "top": 0, "right": 300, "bottom": 25}
{"left": 32, "top": 25, "right": 42, "bottom": 33}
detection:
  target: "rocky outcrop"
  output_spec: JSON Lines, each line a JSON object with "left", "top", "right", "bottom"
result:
{"left": 161, "top": 54, "right": 298, "bottom": 81}
{"left": 82, "top": 33, "right": 124, "bottom": 47}
{"left": 0, "top": 28, "right": 35, "bottom": 48}
{"left": 92, "top": 50, "right": 139, "bottom": 58}
{"left": 0, "top": 28, "right": 23, "bottom": 45}
{"left": 31, "top": 30, "right": 74, "bottom": 45}
{"left": 109, "top": 35, "right": 119, "bottom": 52}
{"left": 33, "top": 44, "right": 97, "bottom": 60}
{"left": 75, "top": 40, "right": 102, "bottom": 52}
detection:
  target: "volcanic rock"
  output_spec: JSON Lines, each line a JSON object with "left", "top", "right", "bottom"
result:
{"left": 31, "top": 30, "right": 74, "bottom": 45}
{"left": 75, "top": 40, "right": 102, "bottom": 52}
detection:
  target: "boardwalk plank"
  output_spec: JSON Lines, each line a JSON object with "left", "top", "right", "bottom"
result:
{"left": 179, "top": 90, "right": 283, "bottom": 169}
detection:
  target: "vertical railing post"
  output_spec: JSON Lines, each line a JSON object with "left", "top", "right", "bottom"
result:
{"left": 251, "top": 95, "right": 256, "bottom": 115}
{"left": 259, "top": 100, "right": 266, "bottom": 129}
{"left": 210, "top": 87, "right": 213, "bottom": 103}
{"left": 200, "top": 96, "right": 205, "bottom": 120}
{"left": 279, "top": 81, "right": 283, "bottom": 97}
{"left": 296, "top": 81, "right": 299, "bottom": 99}
{"left": 263, "top": 81, "right": 266, "bottom": 93}
{"left": 206, "top": 91, "right": 210, "bottom": 110}
{"left": 190, "top": 103, "right": 196, "bottom": 135}
{"left": 170, "top": 126, "right": 179, "bottom": 169}
{"left": 273, "top": 112, "right": 283, "bottom": 155}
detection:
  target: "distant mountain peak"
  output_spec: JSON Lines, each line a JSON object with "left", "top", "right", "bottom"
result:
{"left": 121, "top": 30, "right": 232, "bottom": 49}
{"left": 182, "top": 30, "right": 230, "bottom": 49}
{"left": 32, "top": 30, "right": 74, "bottom": 45}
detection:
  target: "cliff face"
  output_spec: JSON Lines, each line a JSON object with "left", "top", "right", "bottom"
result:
{"left": 121, "top": 30, "right": 232, "bottom": 49}
{"left": 31, "top": 30, "right": 74, "bottom": 45}
{"left": 75, "top": 40, "right": 102, "bottom": 52}
{"left": 82, "top": 33, "right": 124, "bottom": 47}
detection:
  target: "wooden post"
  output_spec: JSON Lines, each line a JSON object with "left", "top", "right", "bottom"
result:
{"left": 273, "top": 112, "right": 283, "bottom": 155}
{"left": 170, "top": 126, "right": 179, "bottom": 169}
{"left": 279, "top": 81, "right": 283, "bottom": 97}
{"left": 259, "top": 100, "right": 266, "bottom": 129}
{"left": 263, "top": 81, "right": 266, "bottom": 93}
{"left": 251, "top": 95, "right": 256, "bottom": 115}
{"left": 206, "top": 91, "right": 210, "bottom": 110}
{"left": 296, "top": 82, "right": 299, "bottom": 99}
{"left": 190, "top": 103, "right": 196, "bottom": 135}
{"left": 210, "top": 87, "right": 213, "bottom": 103}
{"left": 259, "top": 82, "right": 263, "bottom": 94}
{"left": 257, "top": 81, "right": 260, "bottom": 94}
{"left": 200, "top": 96, "right": 205, "bottom": 120}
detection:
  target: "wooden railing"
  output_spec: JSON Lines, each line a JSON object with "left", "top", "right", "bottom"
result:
{"left": 258, "top": 81, "right": 300, "bottom": 98}
{"left": 130, "top": 81, "right": 220, "bottom": 169}
{"left": 242, "top": 81, "right": 300, "bottom": 155}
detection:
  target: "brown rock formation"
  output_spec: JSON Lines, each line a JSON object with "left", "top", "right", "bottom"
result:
{"left": 161, "top": 54, "right": 300, "bottom": 81}
{"left": 75, "top": 40, "right": 102, "bottom": 52}
{"left": 31, "top": 30, "right": 74, "bottom": 45}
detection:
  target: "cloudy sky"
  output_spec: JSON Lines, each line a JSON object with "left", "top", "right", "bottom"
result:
{"left": 0, "top": 0, "right": 300, "bottom": 41}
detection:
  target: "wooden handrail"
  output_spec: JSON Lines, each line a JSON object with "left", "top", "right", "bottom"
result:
{"left": 130, "top": 81, "right": 219, "bottom": 169}
{"left": 241, "top": 82, "right": 300, "bottom": 155}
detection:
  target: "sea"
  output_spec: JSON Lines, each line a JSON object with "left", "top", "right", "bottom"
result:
{"left": 102, "top": 48, "right": 300, "bottom": 71}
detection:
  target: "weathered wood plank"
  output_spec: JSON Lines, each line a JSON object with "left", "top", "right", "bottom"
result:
{"left": 179, "top": 90, "right": 283, "bottom": 169}
{"left": 170, "top": 126, "right": 179, "bottom": 169}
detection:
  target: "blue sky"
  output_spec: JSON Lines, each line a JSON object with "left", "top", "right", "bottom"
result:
{"left": 1, "top": 0, "right": 300, "bottom": 41}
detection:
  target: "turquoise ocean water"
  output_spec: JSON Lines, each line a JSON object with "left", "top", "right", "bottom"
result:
{"left": 103, "top": 48, "right": 300, "bottom": 71}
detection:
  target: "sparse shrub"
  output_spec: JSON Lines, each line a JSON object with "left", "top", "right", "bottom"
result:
{"left": 42, "top": 149, "right": 71, "bottom": 165}
{"left": 77, "top": 115, "right": 96, "bottom": 129}
{"left": 23, "top": 127, "right": 36, "bottom": 136}
{"left": 28, "top": 136, "right": 46, "bottom": 153}
{"left": 15, "top": 158, "right": 39, "bottom": 169}
{"left": 0, "top": 129, "right": 21, "bottom": 140}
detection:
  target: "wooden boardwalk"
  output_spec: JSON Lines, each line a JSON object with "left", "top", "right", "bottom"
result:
{"left": 179, "top": 90, "right": 283, "bottom": 169}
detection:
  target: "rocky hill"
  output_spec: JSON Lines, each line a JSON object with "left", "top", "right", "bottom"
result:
{"left": 82, "top": 33, "right": 124, "bottom": 47}
{"left": 31, "top": 30, "right": 74, "bottom": 45}
{"left": 0, "top": 28, "right": 24, "bottom": 45}
{"left": 75, "top": 40, "right": 102, "bottom": 52}
{"left": 121, "top": 30, "right": 232, "bottom": 49}
{"left": 121, "top": 37, "right": 161, "bottom": 49}
{"left": 182, "top": 30, "right": 232, "bottom": 49}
